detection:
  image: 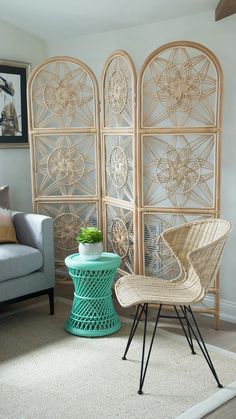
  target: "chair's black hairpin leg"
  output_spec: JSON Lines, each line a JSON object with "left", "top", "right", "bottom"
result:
{"left": 122, "top": 304, "right": 145, "bottom": 360}
{"left": 138, "top": 304, "right": 162, "bottom": 395}
{"left": 174, "top": 305, "right": 196, "bottom": 354}
{"left": 181, "top": 305, "right": 223, "bottom": 388}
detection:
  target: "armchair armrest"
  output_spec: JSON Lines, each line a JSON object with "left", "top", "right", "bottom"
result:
{"left": 12, "top": 212, "right": 55, "bottom": 280}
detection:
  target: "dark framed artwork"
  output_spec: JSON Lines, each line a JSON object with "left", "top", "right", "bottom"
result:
{"left": 0, "top": 60, "right": 30, "bottom": 148}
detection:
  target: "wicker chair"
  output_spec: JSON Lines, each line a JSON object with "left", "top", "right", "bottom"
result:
{"left": 115, "top": 219, "right": 231, "bottom": 395}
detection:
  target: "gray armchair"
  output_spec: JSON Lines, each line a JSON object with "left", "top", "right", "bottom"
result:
{"left": 0, "top": 212, "right": 55, "bottom": 314}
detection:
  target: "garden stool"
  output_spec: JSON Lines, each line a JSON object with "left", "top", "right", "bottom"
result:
{"left": 65, "top": 252, "right": 121, "bottom": 337}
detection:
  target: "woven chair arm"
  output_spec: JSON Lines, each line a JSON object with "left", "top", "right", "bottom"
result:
{"left": 188, "top": 236, "right": 228, "bottom": 291}
{"left": 161, "top": 230, "right": 186, "bottom": 283}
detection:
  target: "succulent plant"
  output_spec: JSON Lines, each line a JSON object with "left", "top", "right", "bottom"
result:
{"left": 76, "top": 226, "right": 103, "bottom": 244}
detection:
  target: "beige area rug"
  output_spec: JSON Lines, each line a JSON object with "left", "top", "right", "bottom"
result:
{"left": 0, "top": 299, "right": 236, "bottom": 419}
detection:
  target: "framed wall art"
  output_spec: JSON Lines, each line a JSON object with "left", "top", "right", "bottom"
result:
{"left": 0, "top": 59, "right": 30, "bottom": 148}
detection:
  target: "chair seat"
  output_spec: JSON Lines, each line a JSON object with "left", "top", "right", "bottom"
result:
{"left": 0, "top": 244, "right": 43, "bottom": 282}
{"left": 115, "top": 275, "right": 204, "bottom": 308}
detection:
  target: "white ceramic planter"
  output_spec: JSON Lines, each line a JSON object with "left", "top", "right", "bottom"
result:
{"left": 79, "top": 242, "right": 103, "bottom": 260}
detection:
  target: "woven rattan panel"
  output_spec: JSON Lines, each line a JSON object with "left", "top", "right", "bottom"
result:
{"left": 104, "top": 134, "right": 134, "bottom": 202}
{"left": 101, "top": 50, "right": 137, "bottom": 275}
{"left": 105, "top": 203, "right": 135, "bottom": 275}
{"left": 138, "top": 41, "right": 222, "bottom": 327}
{"left": 37, "top": 202, "right": 99, "bottom": 263}
{"left": 28, "top": 43, "right": 222, "bottom": 326}
{"left": 140, "top": 43, "right": 219, "bottom": 129}
{"left": 142, "top": 133, "right": 216, "bottom": 209}
{"left": 28, "top": 57, "right": 100, "bottom": 264}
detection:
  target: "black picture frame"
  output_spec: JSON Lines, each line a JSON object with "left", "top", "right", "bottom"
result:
{"left": 0, "top": 60, "right": 30, "bottom": 148}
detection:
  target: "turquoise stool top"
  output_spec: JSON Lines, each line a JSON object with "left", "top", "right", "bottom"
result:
{"left": 65, "top": 252, "right": 121, "bottom": 337}
{"left": 65, "top": 252, "right": 121, "bottom": 271}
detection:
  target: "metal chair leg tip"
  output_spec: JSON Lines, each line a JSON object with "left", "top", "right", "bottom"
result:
{"left": 192, "top": 351, "right": 197, "bottom": 355}
{"left": 122, "top": 356, "right": 127, "bottom": 360}
{"left": 218, "top": 384, "right": 223, "bottom": 388}
{"left": 138, "top": 390, "right": 143, "bottom": 395}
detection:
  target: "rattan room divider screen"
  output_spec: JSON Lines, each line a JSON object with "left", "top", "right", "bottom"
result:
{"left": 27, "top": 57, "right": 101, "bottom": 269}
{"left": 28, "top": 42, "right": 223, "bottom": 327}
{"left": 101, "top": 50, "right": 137, "bottom": 276}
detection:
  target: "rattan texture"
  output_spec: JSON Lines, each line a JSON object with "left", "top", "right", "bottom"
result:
{"left": 65, "top": 253, "right": 121, "bottom": 337}
{"left": 115, "top": 219, "right": 231, "bottom": 308}
{"left": 28, "top": 57, "right": 100, "bottom": 266}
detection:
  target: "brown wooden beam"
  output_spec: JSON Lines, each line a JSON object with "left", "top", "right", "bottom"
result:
{"left": 215, "top": 0, "right": 236, "bottom": 21}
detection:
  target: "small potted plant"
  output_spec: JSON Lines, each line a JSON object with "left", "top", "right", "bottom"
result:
{"left": 76, "top": 226, "right": 103, "bottom": 260}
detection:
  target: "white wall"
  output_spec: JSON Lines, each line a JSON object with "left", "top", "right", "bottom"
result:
{"left": 0, "top": 18, "right": 46, "bottom": 212}
{"left": 46, "top": 11, "right": 236, "bottom": 309}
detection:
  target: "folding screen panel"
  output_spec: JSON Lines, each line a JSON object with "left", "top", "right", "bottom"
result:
{"left": 28, "top": 57, "right": 100, "bottom": 266}
{"left": 28, "top": 43, "right": 223, "bottom": 326}
{"left": 138, "top": 42, "right": 223, "bottom": 326}
{"left": 101, "top": 50, "right": 137, "bottom": 275}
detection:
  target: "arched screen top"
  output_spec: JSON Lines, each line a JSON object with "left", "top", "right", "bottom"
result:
{"left": 140, "top": 41, "right": 223, "bottom": 129}
{"left": 102, "top": 50, "right": 136, "bottom": 129}
{"left": 28, "top": 56, "right": 99, "bottom": 130}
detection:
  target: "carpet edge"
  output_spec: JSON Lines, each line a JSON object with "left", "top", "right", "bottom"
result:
{"left": 176, "top": 380, "right": 236, "bottom": 419}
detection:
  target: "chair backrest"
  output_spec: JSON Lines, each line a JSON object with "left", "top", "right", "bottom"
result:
{"left": 162, "top": 219, "right": 231, "bottom": 291}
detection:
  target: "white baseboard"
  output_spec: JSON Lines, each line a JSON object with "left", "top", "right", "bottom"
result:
{"left": 204, "top": 295, "right": 236, "bottom": 324}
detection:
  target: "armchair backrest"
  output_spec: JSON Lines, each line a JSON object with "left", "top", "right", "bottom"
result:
{"left": 162, "top": 219, "right": 231, "bottom": 292}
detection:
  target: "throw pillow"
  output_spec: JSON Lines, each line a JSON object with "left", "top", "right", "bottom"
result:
{"left": 0, "top": 185, "right": 10, "bottom": 209}
{"left": 0, "top": 207, "right": 18, "bottom": 243}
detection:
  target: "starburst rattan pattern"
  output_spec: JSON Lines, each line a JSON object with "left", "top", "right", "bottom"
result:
{"left": 28, "top": 46, "right": 221, "bottom": 325}
{"left": 109, "top": 146, "right": 128, "bottom": 188}
{"left": 143, "top": 213, "right": 213, "bottom": 279}
{"left": 54, "top": 213, "right": 82, "bottom": 252}
{"left": 29, "top": 57, "right": 100, "bottom": 274}
{"left": 143, "top": 134, "right": 215, "bottom": 208}
{"left": 31, "top": 60, "right": 95, "bottom": 128}
{"left": 48, "top": 147, "right": 85, "bottom": 185}
{"left": 106, "top": 205, "right": 134, "bottom": 274}
{"left": 37, "top": 202, "right": 98, "bottom": 262}
{"left": 104, "top": 135, "right": 134, "bottom": 202}
{"left": 103, "top": 55, "right": 134, "bottom": 128}
{"left": 142, "top": 46, "right": 218, "bottom": 127}
{"left": 111, "top": 219, "right": 129, "bottom": 258}
{"left": 108, "top": 70, "right": 128, "bottom": 114}
{"left": 35, "top": 134, "right": 97, "bottom": 196}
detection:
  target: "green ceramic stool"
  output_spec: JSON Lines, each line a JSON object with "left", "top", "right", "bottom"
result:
{"left": 64, "top": 252, "right": 121, "bottom": 337}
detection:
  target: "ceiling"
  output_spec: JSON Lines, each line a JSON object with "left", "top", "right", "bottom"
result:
{"left": 0, "top": 0, "right": 218, "bottom": 42}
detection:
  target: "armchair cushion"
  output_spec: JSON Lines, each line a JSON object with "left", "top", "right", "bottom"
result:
{"left": 13, "top": 212, "right": 54, "bottom": 279}
{"left": 0, "top": 207, "right": 17, "bottom": 244}
{"left": 0, "top": 185, "right": 10, "bottom": 209}
{"left": 0, "top": 243, "right": 43, "bottom": 282}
